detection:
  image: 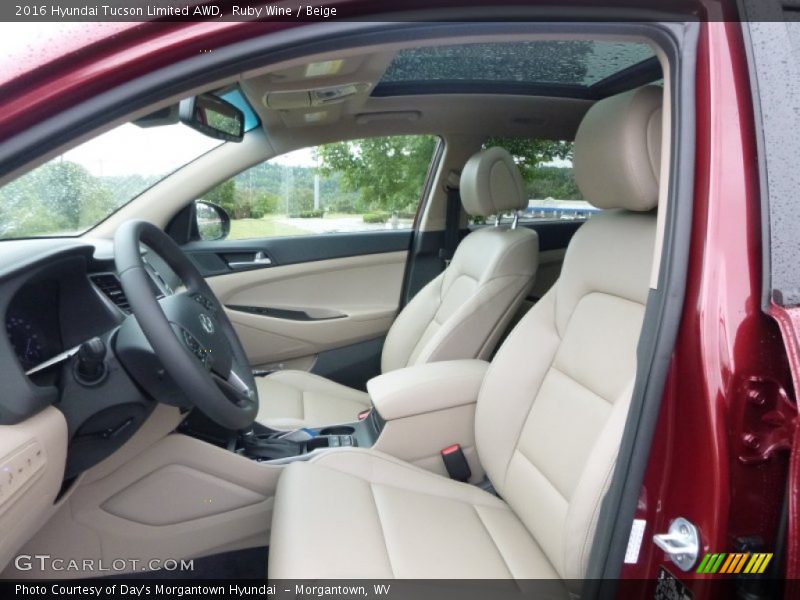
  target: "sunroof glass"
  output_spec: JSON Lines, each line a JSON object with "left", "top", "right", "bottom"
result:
{"left": 380, "top": 41, "right": 656, "bottom": 87}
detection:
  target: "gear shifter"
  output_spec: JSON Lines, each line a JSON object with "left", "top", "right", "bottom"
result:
{"left": 75, "top": 337, "right": 107, "bottom": 384}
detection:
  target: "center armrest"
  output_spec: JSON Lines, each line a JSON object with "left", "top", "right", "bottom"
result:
{"left": 367, "top": 359, "right": 489, "bottom": 421}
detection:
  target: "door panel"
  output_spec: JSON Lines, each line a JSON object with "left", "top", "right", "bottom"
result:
{"left": 184, "top": 229, "right": 412, "bottom": 277}
{"left": 206, "top": 250, "right": 407, "bottom": 370}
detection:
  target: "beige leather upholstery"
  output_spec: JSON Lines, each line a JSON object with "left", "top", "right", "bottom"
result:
{"left": 257, "top": 148, "right": 538, "bottom": 429}
{"left": 380, "top": 223, "right": 538, "bottom": 373}
{"left": 573, "top": 85, "right": 662, "bottom": 211}
{"left": 459, "top": 146, "right": 528, "bottom": 217}
{"left": 268, "top": 85, "right": 663, "bottom": 581}
{"left": 256, "top": 370, "right": 370, "bottom": 431}
{"left": 367, "top": 359, "right": 488, "bottom": 421}
{"left": 270, "top": 449, "right": 561, "bottom": 580}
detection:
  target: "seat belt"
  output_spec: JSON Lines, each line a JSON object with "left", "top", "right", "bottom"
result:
{"left": 439, "top": 171, "right": 462, "bottom": 269}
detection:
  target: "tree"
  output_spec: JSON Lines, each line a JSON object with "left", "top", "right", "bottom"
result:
{"left": 203, "top": 179, "right": 237, "bottom": 216}
{"left": 317, "top": 136, "right": 438, "bottom": 214}
{"left": 0, "top": 159, "right": 116, "bottom": 238}
{"left": 484, "top": 138, "right": 573, "bottom": 183}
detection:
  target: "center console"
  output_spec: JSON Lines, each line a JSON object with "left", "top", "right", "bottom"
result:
{"left": 183, "top": 359, "right": 489, "bottom": 482}
{"left": 236, "top": 410, "right": 384, "bottom": 462}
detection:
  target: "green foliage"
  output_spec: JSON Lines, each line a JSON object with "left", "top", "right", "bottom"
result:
{"left": 298, "top": 209, "right": 324, "bottom": 219}
{"left": 203, "top": 179, "right": 237, "bottom": 216}
{"left": 527, "top": 166, "right": 582, "bottom": 200}
{"left": 287, "top": 189, "right": 315, "bottom": 217}
{"left": 318, "top": 136, "right": 438, "bottom": 214}
{"left": 484, "top": 138, "right": 582, "bottom": 200}
{"left": 362, "top": 212, "right": 389, "bottom": 224}
{"left": 250, "top": 191, "right": 279, "bottom": 219}
{"left": 484, "top": 137, "right": 572, "bottom": 181}
{"left": 0, "top": 160, "right": 128, "bottom": 239}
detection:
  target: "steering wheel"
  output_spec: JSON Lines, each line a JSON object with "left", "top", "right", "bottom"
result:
{"left": 113, "top": 220, "right": 258, "bottom": 430}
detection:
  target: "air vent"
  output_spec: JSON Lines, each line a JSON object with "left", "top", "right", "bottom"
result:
{"left": 90, "top": 273, "right": 131, "bottom": 314}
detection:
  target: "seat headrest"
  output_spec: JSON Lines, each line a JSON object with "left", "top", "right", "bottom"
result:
{"left": 459, "top": 147, "right": 528, "bottom": 217}
{"left": 573, "top": 85, "right": 663, "bottom": 212}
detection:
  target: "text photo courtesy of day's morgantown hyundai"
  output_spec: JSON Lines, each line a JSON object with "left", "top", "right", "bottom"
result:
{"left": 0, "top": 2, "right": 799, "bottom": 600}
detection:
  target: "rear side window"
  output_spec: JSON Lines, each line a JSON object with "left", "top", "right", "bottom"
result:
{"left": 201, "top": 135, "right": 439, "bottom": 240}
{"left": 473, "top": 137, "right": 597, "bottom": 225}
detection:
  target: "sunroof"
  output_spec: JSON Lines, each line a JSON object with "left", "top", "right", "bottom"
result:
{"left": 378, "top": 41, "right": 658, "bottom": 94}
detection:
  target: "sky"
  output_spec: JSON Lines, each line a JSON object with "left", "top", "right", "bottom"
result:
{"left": 59, "top": 122, "right": 318, "bottom": 178}
{"left": 63, "top": 123, "right": 222, "bottom": 177}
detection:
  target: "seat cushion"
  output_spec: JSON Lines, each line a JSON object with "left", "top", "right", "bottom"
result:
{"left": 268, "top": 448, "right": 562, "bottom": 581}
{"left": 256, "top": 371, "right": 370, "bottom": 430}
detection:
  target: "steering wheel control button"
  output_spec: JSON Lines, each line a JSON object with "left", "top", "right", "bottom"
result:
{"left": 180, "top": 328, "right": 211, "bottom": 368}
{"left": 192, "top": 293, "right": 216, "bottom": 313}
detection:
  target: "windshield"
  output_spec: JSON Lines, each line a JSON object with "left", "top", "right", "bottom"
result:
{"left": 0, "top": 122, "right": 223, "bottom": 240}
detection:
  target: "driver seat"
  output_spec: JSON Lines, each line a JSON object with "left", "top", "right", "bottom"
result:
{"left": 268, "top": 85, "right": 663, "bottom": 582}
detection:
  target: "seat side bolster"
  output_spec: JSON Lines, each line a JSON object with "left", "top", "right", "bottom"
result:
{"left": 380, "top": 272, "right": 444, "bottom": 373}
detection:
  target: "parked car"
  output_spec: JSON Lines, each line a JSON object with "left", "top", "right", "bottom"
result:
{"left": 0, "top": 2, "right": 798, "bottom": 599}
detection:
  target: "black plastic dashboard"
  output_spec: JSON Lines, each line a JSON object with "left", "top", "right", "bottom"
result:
{"left": 0, "top": 237, "right": 180, "bottom": 477}
{"left": 5, "top": 279, "right": 62, "bottom": 372}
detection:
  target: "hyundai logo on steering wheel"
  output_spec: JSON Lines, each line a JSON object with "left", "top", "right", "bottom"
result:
{"left": 199, "top": 313, "right": 215, "bottom": 335}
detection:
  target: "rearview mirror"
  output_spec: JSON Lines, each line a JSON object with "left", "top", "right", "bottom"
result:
{"left": 179, "top": 94, "right": 245, "bottom": 142}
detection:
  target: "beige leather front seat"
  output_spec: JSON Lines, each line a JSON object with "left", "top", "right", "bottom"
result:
{"left": 256, "top": 147, "right": 538, "bottom": 430}
{"left": 268, "top": 85, "right": 663, "bottom": 582}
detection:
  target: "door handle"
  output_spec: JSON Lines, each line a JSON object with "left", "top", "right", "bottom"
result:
{"left": 228, "top": 251, "right": 272, "bottom": 269}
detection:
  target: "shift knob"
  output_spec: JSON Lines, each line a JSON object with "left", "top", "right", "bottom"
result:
{"left": 76, "top": 337, "right": 106, "bottom": 383}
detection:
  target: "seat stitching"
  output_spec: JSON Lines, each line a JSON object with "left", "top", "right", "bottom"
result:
{"left": 472, "top": 505, "right": 520, "bottom": 585}
{"left": 312, "top": 451, "right": 503, "bottom": 510}
{"left": 368, "top": 483, "right": 397, "bottom": 578}
{"left": 578, "top": 457, "right": 618, "bottom": 579}
{"left": 419, "top": 279, "right": 526, "bottom": 364}
{"left": 501, "top": 293, "right": 561, "bottom": 489}
{"left": 470, "top": 229, "right": 537, "bottom": 285}
{"left": 501, "top": 287, "right": 638, "bottom": 485}
{"left": 512, "top": 447, "right": 568, "bottom": 501}
{"left": 548, "top": 364, "right": 613, "bottom": 406}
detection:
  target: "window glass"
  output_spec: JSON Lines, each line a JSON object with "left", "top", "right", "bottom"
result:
{"left": 473, "top": 138, "right": 598, "bottom": 225}
{"left": 203, "top": 135, "right": 439, "bottom": 240}
{"left": 381, "top": 41, "right": 656, "bottom": 87}
{"left": 0, "top": 123, "right": 222, "bottom": 240}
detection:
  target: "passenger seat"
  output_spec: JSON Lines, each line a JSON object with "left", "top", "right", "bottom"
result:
{"left": 256, "top": 147, "right": 539, "bottom": 429}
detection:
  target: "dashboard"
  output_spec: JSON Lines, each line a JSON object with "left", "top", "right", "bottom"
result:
{"left": 0, "top": 238, "right": 181, "bottom": 479}
{"left": 5, "top": 279, "right": 62, "bottom": 372}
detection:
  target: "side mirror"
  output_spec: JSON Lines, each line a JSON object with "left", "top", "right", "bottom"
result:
{"left": 179, "top": 94, "right": 245, "bottom": 142}
{"left": 195, "top": 200, "right": 231, "bottom": 241}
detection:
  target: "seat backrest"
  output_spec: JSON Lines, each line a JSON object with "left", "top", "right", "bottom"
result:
{"left": 381, "top": 147, "right": 539, "bottom": 373}
{"left": 475, "top": 85, "right": 663, "bottom": 580}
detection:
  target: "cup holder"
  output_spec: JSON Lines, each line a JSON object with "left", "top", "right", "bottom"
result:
{"left": 319, "top": 426, "right": 355, "bottom": 436}
{"left": 305, "top": 437, "right": 330, "bottom": 451}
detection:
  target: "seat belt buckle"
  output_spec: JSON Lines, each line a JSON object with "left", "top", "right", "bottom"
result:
{"left": 441, "top": 444, "right": 471, "bottom": 482}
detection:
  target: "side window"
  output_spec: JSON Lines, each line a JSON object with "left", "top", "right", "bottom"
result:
{"left": 201, "top": 135, "right": 439, "bottom": 240}
{"left": 472, "top": 137, "right": 597, "bottom": 225}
